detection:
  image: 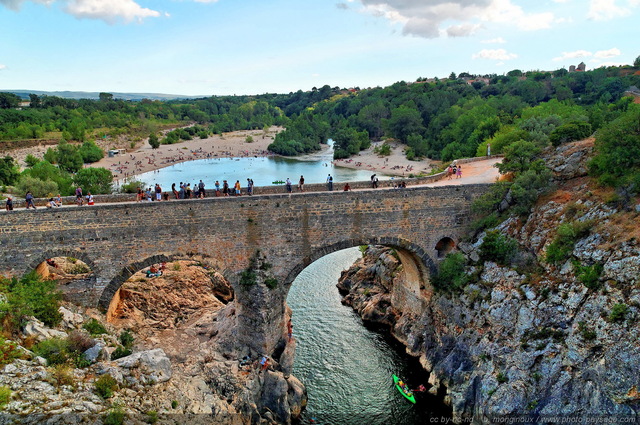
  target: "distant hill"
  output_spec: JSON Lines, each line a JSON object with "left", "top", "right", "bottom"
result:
{"left": 0, "top": 89, "right": 203, "bottom": 101}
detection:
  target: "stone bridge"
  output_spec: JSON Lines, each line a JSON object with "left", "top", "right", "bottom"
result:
{"left": 0, "top": 184, "right": 491, "bottom": 355}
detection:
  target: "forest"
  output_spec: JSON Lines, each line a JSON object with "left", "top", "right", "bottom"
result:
{"left": 0, "top": 60, "right": 639, "bottom": 198}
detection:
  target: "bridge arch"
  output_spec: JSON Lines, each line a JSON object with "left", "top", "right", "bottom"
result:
{"left": 282, "top": 236, "right": 437, "bottom": 291}
{"left": 98, "top": 254, "right": 233, "bottom": 311}
{"left": 25, "top": 249, "right": 99, "bottom": 277}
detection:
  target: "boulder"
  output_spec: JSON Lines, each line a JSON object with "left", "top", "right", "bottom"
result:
{"left": 22, "top": 317, "right": 67, "bottom": 342}
{"left": 114, "top": 348, "right": 172, "bottom": 384}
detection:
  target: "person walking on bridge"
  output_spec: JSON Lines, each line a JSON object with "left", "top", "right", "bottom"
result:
{"left": 327, "top": 174, "right": 333, "bottom": 191}
{"left": 298, "top": 175, "right": 305, "bottom": 192}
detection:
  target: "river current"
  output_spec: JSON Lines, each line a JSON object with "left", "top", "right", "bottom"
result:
{"left": 287, "top": 248, "right": 451, "bottom": 425}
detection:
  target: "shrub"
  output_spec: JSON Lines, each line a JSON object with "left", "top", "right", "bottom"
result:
{"left": 0, "top": 337, "right": 21, "bottom": 365}
{"left": 264, "top": 278, "right": 278, "bottom": 289}
{"left": 496, "top": 372, "right": 508, "bottom": 384}
{"left": 33, "top": 337, "right": 70, "bottom": 366}
{"left": 0, "top": 386, "right": 11, "bottom": 409}
{"left": 95, "top": 374, "right": 118, "bottom": 399}
{"left": 15, "top": 175, "right": 59, "bottom": 198}
{"left": 24, "top": 154, "right": 40, "bottom": 167}
{"left": 609, "top": 303, "right": 629, "bottom": 323}
{"left": 578, "top": 322, "right": 597, "bottom": 341}
{"left": 0, "top": 272, "right": 62, "bottom": 334}
{"left": 434, "top": 252, "right": 468, "bottom": 291}
{"left": 49, "top": 364, "right": 75, "bottom": 387}
{"left": 78, "top": 141, "right": 104, "bottom": 163}
{"left": 66, "top": 330, "right": 95, "bottom": 354}
{"left": 119, "top": 330, "right": 134, "bottom": 349}
{"left": 239, "top": 269, "right": 257, "bottom": 287}
{"left": 545, "top": 221, "right": 593, "bottom": 264}
{"left": 576, "top": 263, "right": 603, "bottom": 290}
{"left": 83, "top": 318, "right": 107, "bottom": 336}
{"left": 171, "top": 400, "right": 179, "bottom": 409}
{"left": 374, "top": 142, "right": 392, "bottom": 156}
{"left": 103, "top": 405, "right": 126, "bottom": 425}
{"left": 110, "top": 346, "right": 132, "bottom": 361}
{"left": 479, "top": 230, "right": 518, "bottom": 266}
{"left": 146, "top": 410, "right": 159, "bottom": 424}
{"left": 120, "top": 180, "right": 145, "bottom": 194}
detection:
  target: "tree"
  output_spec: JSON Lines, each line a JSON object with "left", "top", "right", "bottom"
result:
{"left": 78, "top": 141, "right": 104, "bottom": 163}
{"left": 0, "top": 93, "right": 20, "bottom": 109}
{"left": 497, "top": 140, "right": 542, "bottom": 174}
{"left": 148, "top": 133, "right": 160, "bottom": 149}
{"left": 29, "top": 93, "right": 41, "bottom": 108}
{"left": 385, "top": 105, "right": 425, "bottom": 143}
{"left": 549, "top": 121, "right": 592, "bottom": 146}
{"left": 56, "top": 142, "right": 84, "bottom": 173}
{"left": 0, "top": 156, "right": 20, "bottom": 186}
{"left": 74, "top": 168, "right": 113, "bottom": 194}
{"left": 449, "top": 72, "right": 457, "bottom": 80}
{"left": 634, "top": 55, "right": 640, "bottom": 68}
{"left": 22, "top": 160, "right": 73, "bottom": 195}
{"left": 99, "top": 92, "right": 114, "bottom": 102}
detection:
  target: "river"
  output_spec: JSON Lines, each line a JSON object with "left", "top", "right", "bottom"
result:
{"left": 129, "top": 143, "right": 393, "bottom": 190}
{"left": 287, "top": 248, "right": 451, "bottom": 425}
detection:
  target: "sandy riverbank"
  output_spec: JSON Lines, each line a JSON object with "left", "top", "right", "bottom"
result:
{"left": 4, "top": 127, "right": 437, "bottom": 182}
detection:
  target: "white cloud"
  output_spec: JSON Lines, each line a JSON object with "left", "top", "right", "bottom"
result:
{"left": 0, "top": 0, "right": 160, "bottom": 23}
{"left": 481, "top": 37, "right": 506, "bottom": 44}
{"left": 587, "top": 0, "right": 631, "bottom": 20}
{"left": 0, "top": 64, "right": 7, "bottom": 70}
{"left": 355, "top": 0, "right": 557, "bottom": 39}
{"left": 594, "top": 48, "right": 621, "bottom": 58}
{"left": 446, "top": 23, "right": 482, "bottom": 37}
{"left": 64, "top": 0, "right": 160, "bottom": 23}
{"left": 472, "top": 48, "right": 517, "bottom": 60}
{"left": 553, "top": 50, "right": 593, "bottom": 61}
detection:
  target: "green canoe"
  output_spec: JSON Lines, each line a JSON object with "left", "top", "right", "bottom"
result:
{"left": 393, "top": 374, "right": 416, "bottom": 404}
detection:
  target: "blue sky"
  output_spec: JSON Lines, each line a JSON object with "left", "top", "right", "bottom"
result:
{"left": 1, "top": 0, "right": 638, "bottom": 96}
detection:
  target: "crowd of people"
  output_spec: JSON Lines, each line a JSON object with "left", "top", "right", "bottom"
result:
{"left": 5, "top": 161, "right": 469, "bottom": 211}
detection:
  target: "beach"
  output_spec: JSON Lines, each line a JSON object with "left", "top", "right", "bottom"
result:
{"left": 6, "top": 126, "right": 437, "bottom": 181}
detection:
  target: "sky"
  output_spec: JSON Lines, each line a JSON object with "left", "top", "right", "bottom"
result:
{"left": 0, "top": 0, "right": 638, "bottom": 97}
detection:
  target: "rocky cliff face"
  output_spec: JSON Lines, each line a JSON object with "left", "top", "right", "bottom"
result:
{"left": 338, "top": 140, "right": 640, "bottom": 422}
{"left": 1, "top": 260, "right": 305, "bottom": 425}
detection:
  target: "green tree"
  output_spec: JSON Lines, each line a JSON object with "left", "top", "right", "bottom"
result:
{"left": 589, "top": 104, "right": 640, "bottom": 190}
{"left": 497, "top": 140, "right": 542, "bottom": 174}
{"left": 22, "top": 160, "right": 73, "bottom": 195}
{"left": 0, "top": 156, "right": 20, "bottom": 186}
{"left": 78, "top": 141, "right": 104, "bottom": 163}
{"left": 56, "top": 142, "right": 84, "bottom": 173}
{"left": 634, "top": 55, "right": 640, "bottom": 68}
{"left": 385, "top": 105, "right": 425, "bottom": 143}
{"left": 74, "top": 168, "right": 113, "bottom": 194}
{"left": 0, "top": 93, "right": 20, "bottom": 109}
{"left": 15, "top": 175, "right": 59, "bottom": 198}
{"left": 148, "top": 133, "right": 160, "bottom": 149}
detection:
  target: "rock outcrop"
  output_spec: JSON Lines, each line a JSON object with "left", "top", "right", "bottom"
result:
{"left": 338, "top": 140, "right": 640, "bottom": 422}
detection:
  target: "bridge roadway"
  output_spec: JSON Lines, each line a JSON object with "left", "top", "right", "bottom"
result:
{"left": 0, "top": 157, "right": 500, "bottom": 356}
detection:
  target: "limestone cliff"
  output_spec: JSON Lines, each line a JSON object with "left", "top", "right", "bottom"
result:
{"left": 338, "top": 140, "right": 640, "bottom": 422}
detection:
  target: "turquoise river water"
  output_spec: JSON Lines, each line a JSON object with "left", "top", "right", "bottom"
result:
{"left": 286, "top": 248, "right": 451, "bottom": 425}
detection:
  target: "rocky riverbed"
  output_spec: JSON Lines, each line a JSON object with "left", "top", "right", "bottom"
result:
{"left": 337, "top": 140, "right": 640, "bottom": 422}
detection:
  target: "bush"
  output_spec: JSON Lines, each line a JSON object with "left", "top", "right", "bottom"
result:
{"left": 575, "top": 263, "right": 603, "bottom": 290}
{"left": 83, "top": 318, "right": 107, "bottom": 336}
{"left": 545, "top": 221, "right": 593, "bottom": 264}
{"left": 110, "top": 346, "right": 132, "bottom": 360}
{"left": 24, "top": 154, "right": 40, "bottom": 167}
{"left": 264, "top": 278, "right": 278, "bottom": 289}
{"left": 120, "top": 180, "right": 145, "bottom": 194}
{"left": 49, "top": 364, "right": 75, "bottom": 387}
{"left": 578, "top": 322, "right": 597, "bottom": 341}
{"left": 15, "top": 175, "right": 59, "bottom": 198}
{"left": 0, "top": 386, "right": 11, "bottom": 409}
{"left": 434, "top": 252, "right": 468, "bottom": 291}
{"left": 119, "top": 330, "right": 134, "bottom": 349}
{"left": 374, "top": 142, "right": 392, "bottom": 156}
{"left": 67, "top": 330, "right": 95, "bottom": 354}
{"left": 479, "top": 230, "right": 518, "bottom": 266}
{"left": 33, "top": 337, "right": 70, "bottom": 366}
{"left": 146, "top": 411, "right": 159, "bottom": 424}
{"left": 0, "top": 272, "right": 62, "bottom": 333}
{"left": 74, "top": 167, "right": 113, "bottom": 194}
{"left": 78, "top": 141, "right": 104, "bottom": 163}
{"left": 496, "top": 372, "right": 508, "bottom": 384}
{"left": 103, "top": 405, "right": 126, "bottom": 425}
{"left": 95, "top": 374, "right": 118, "bottom": 399}
{"left": 549, "top": 121, "right": 592, "bottom": 146}
{"left": 0, "top": 337, "right": 21, "bottom": 365}
{"left": 609, "top": 303, "right": 629, "bottom": 323}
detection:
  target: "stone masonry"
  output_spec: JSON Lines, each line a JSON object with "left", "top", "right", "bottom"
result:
{"left": 0, "top": 184, "right": 491, "bottom": 355}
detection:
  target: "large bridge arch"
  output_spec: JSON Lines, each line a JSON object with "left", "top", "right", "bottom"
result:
{"left": 281, "top": 236, "right": 437, "bottom": 291}
{"left": 98, "top": 253, "right": 234, "bottom": 311}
